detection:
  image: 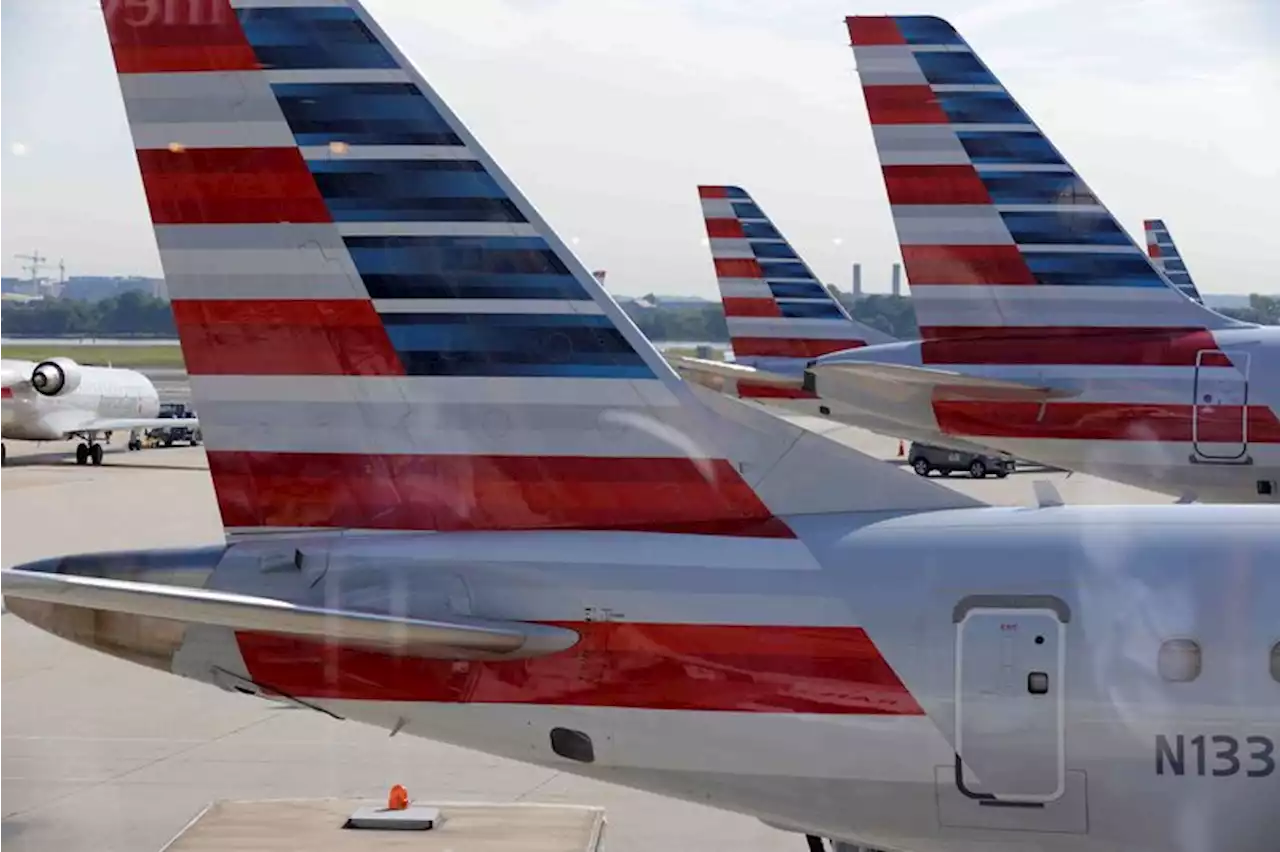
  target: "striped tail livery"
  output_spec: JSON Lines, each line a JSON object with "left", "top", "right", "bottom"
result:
{"left": 97, "top": 0, "right": 971, "bottom": 538}
{"left": 1144, "top": 218, "right": 1204, "bottom": 304}
{"left": 806, "top": 15, "right": 1280, "bottom": 503}
{"left": 698, "top": 185, "right": 894, "bottom": 370}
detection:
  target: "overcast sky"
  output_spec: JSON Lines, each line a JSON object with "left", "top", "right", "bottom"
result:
{"left": 2, "top": 0, "right": 1277, "bottom": 297}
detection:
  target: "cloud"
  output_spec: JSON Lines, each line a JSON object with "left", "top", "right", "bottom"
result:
{"left": 10, "top": 142, "right": 29, "bottom": 156}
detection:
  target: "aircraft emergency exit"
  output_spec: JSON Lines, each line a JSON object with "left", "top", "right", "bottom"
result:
{"left": 4, "top": 6, "right": 1277, "bottom": 852}
{"left": 1, "top": 357, "right": 198, "bottom": 465}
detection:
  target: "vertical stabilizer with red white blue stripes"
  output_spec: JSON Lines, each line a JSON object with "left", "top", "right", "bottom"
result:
{"left": 846, "top": 16, "right": 1240, "bottom": 360}
{"left": 699, "top": 185, "right": 894, "bottom": 379}
{"left": 1144, "top": 219, "right": 1204, "bottom": 304}
{"left": 96, "top": 0, "right": 974, "bottom": 538}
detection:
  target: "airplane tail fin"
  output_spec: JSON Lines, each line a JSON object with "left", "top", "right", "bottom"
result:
{"left": 1144, "top": 219, "right": 1204, "bottom": 304}
{"left": 97, "top": 0, "right": 976, "bottom": 538}
{"left": 845, "top": 15, "right": 1243, "bottom": 360}
{"left": 698, "top": 186, "right": 894, "bottom": 379}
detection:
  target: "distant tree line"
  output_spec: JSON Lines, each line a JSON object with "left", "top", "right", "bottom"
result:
{"left": 621, "top": 293, "right": 921, "bottom": 342}
{"left": 2, "top": 290, "right": 1275, "bottom": 342}
{"left": 2, "top": 292, "right": 177, "bottom": 337}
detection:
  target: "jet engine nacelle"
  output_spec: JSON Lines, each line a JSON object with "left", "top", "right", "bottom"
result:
{"left": 30, "top": 357, "right": 83, "bottom": 397}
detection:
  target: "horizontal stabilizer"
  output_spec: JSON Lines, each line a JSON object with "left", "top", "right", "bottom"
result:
{"left": 90, "top": 417, "right": 200, "bottom": 432}
{"left": 668, "top": 355, "right": 805, "bottom": 390}
{"left": 0, "top": 569, "right": 578, "bottom": 659}
{"left": 810, "top": 362, "right": 1079, "bottom": 402}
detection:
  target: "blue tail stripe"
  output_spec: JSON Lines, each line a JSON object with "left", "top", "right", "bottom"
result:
{"left": 1002, "top": 212, "right": 1131, "bottom": 246}
{"left": 1024, "top": 253, "right": 1168, "bottom": 288}
{"left": 237, "top": 7, "right": 398, "bottom": 70}
{"left": 313, "top": 170, "right": 508, "bottom": 201}
{"left": 741, "top": 222, "right": 782, "bottom": 240}
{"left": 757, "top": 261, "right": 811, "bottom": 279}
{"left": 978, "top": 172, "right": 1097, "bottom": 206}
{"left": 768, "top": 281, "right": 827, "bottom": 299}
{"left": 731, "top": 202, "right": 766, "bottom": 220}
{"left": 778, "top": 301, "right": 846, "bottom": 319}
{"left": 914, "top": 52, "right": 997, "bottom": 86}
{"left": 959, "top": 133, "right": 1065, "bottom": 166}
{"left": 751, "top": 242, "right": 799, "bottom": 260}
{"left": 893, "top": 16, "right": 966, "bottom": 45}
{"left": 935, "top": 91, "right": 1032, "bottom": 126}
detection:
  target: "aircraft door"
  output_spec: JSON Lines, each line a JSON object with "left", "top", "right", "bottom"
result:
{"left": 954, "top": 601, "right": 1066, "bottom": 803}
{"left": 1192, "top": 349, "right": 1249, "bottom": 461}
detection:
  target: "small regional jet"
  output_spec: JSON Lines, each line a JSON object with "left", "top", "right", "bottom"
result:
{"left": 1, "top": 356, "right": 198, "bottom": 465}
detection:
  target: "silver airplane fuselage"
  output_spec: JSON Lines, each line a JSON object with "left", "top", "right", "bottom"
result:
{"left": 810, "top": 326, "right": 1280, "bottom": 504}
{"left": 10, "top": 503, "right": 1279, "bottom": 852}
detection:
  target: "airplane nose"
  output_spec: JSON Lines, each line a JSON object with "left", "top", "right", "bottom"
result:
{"left": 3, "top": 546, "right": 226, "bottom": 670}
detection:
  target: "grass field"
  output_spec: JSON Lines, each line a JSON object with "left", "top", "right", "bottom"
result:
{"left": 1, "top": 343, "right": 185, "bottom": 369}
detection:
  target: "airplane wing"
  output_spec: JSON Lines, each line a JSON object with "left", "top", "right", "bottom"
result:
{"left": 667, "top": 355, "right": 804, "bottom": 390}
{"left": 86, "top": 417, "right": 200, "bottom": 431}
{"left": 808, "top": 362, "right": 1081, "bottom": 402}
{"left": 1, "top": 569, "right": 578, "bottom": 659}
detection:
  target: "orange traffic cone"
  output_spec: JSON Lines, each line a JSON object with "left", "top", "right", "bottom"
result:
{"left": 387, "top": 784, "right": 409, "bottom": 811}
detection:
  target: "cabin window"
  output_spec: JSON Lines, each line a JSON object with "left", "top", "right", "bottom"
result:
{"left": 1158, "top": 639, "right": 1201, "bottom": 683}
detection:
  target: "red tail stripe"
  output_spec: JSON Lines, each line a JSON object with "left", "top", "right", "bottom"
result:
{"left": 704, "top": 218, "right": 746, "bottom": 239}
{"left": 733, "top": 338, "right": 866, "bottom": 358}
{"left": 901, "top": 245, "right": 1037, "bottom": 286}
{"left": 723, "top": 298, "right": 783, "bottom": 318}
{"left": 236, "top": 623, "right": 923, "bottom": 714}
{"left": 103, "top": 0, "right": 259, "bottom": 74}
{"left": 920, "top": 327, "right": 1231, "bottom": 367}
{"left": 208, "top": 451, "right": 796, "bottom": 538}
{"left": 847, "top": 16, "right": 907, "bottom": 46}
{"left": 172, "top": 299, "right": 404, "bottom": 376}
{"left": 862, "top": 85, "right": 949, "bottom": 125}
{"left": 714, "top": 258, "right": 765, "bottom": 279}
{"left": 935, "top": 400, "right": 1280, "bottom": 443}
{"left": 135, "top": 148, "right": 331, "bottom": 225}
{"left": 1148, "top": 243, "right": 1162, "bottom": 258}
{"left": 698, "top": 186, "right": 730, "bottom": 199}
{"left": 884, "top": 165, "right": 992, "bottom": 205}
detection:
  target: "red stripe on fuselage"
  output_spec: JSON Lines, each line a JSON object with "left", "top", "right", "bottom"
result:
{"left": 172, "top": 299, "right": 405, "bottom": 376}
{"left": 235, "top": 622, "right": 923, "bottom": 714}
{"left": 920, "top": 327, "right": 1232, "bottom": 367}
{"left": 934, "top": 400, "right": 1280, "bottom": 443}
{"left": 883, "top": 165, "right": 993, "bottom": 205}
{"left": 738, "top": 383, "right": 817, "bottom": 400}
{"left": 206, "top": 451, "right": 796, "bottom": 537}
{"left": 732, "top": 338, "right": 866, "bottom": 359}
{"left": 103, "top": 0, "right": 259, "bottom": 74}
{"left": 135, "top": 148, "right": 331, "bottom": 225}
{"left": 862, "top": 85, "right": 949, "bottom": 125}
{"left": 901, "top": 245, "right": 1037, "bottom": 286}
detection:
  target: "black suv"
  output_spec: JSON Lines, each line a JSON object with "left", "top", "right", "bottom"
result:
{"left": 908, "top": 442, "right": 1013, "bottom": 479}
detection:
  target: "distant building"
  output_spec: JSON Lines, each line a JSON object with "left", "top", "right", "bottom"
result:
{"left": 61, "top": 276, "right": 167, "bottom": 302}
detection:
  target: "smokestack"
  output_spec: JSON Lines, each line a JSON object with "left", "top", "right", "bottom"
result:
{"left": 890, "top": 263, "right": 902, "bottom": 297}
{"left": 852, "top": 263, "right": 863, "bottom": 301}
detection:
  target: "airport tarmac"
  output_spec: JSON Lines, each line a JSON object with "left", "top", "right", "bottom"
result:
{"left": 1, "top": 425, "right": 1172, "bottom": 852}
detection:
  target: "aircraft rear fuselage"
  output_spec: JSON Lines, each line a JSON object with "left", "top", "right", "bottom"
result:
{"left": 11, "top": 503, "right": 1278, "bottom": 852}
{"left": 812, "top": 326, "right": 1280, "bottom": 502}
